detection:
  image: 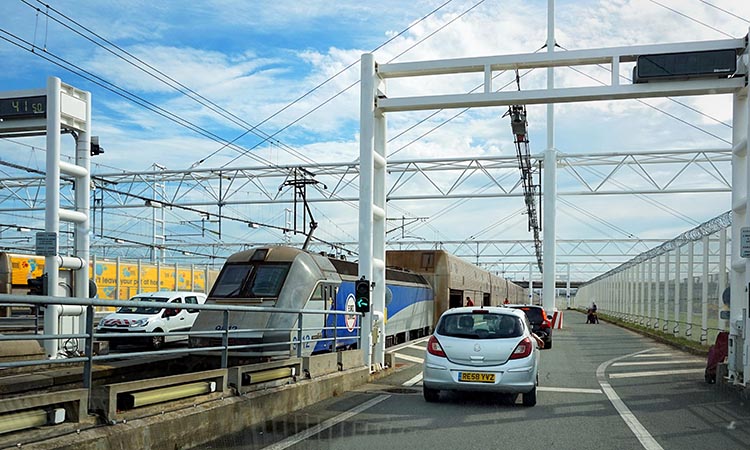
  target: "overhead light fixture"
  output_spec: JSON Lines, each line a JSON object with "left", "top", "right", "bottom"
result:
{"left": 248, "top": 222, "right": 259, "bottom": 229}
{"left": 118, "top": 381, "right": 216, "bottom": 410}
{"left": 0, "top": 408, "right": 65, "bottom": 435}
{"left": 17, "top": 227, "right": 31, "bottom": 232}
{"left": 145, "top": 200, "right": 163, "bottom": 208}
{"left": 114, "top": 239, "right": 124, "bottom": 244}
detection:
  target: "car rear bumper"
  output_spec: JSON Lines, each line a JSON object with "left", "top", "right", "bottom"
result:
{"left": 422, "top": 357, "right": 537, "bottom": 394}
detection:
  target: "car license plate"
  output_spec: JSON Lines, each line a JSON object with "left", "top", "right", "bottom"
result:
{"left": 459, "top": 372, "right": 495, "bottom": 383}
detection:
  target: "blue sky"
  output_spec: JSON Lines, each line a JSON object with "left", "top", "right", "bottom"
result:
{"left": 1, "top": 0, "right": 748, "bottom": 278}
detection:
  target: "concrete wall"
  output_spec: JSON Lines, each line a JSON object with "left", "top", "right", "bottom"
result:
{"left": 27, "top": 366, "right": 371, "bottom": 450}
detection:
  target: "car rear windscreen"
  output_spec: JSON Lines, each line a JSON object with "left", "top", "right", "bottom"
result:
{"left": 437, "top": 313, "right": 523, "bottom": 339}
{"left": 513, "top": 307, "right": 543, "bottom": 324}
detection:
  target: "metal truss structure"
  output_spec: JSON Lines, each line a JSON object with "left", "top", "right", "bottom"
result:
{"left": 0, "top": 147, "right": 731, "bottom": 210}
{"left": 0, "top": 147, "right": 732, "bottom": 280}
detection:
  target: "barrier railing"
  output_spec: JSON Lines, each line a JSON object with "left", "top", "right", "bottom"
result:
{"left": 0, "top": 293, "right": 363, "bottom": 383}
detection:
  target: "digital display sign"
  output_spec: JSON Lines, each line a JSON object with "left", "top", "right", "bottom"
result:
{"left": 0, "top": 95, "right": 47, "bottom": 119}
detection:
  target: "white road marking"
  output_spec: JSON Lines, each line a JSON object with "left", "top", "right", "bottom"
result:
{"left": 261, "top": 395, "right": 390, "bottom": 450}
{"left": 395, "top": 353, "right": 424, "bottom": 364}
{"left": 537, "top": 386, "right": 602, "bottom": 394}
{"left": 612, "top": 359, "right": 703, "bottom": 367}
{"left": 597, "top": 349, "right": 665, "bottom": 450}
{"left": 403, "top": 372, "right": 423, "bottom": 387}
{"left": 609, "top": 368, "right": 705, "bottom": 379}
{"left": 633, "top": 353, "right": 673, "bottom": 358}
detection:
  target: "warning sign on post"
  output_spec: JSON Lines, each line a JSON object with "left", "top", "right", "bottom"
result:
{"left": 742, "top": 227, "right": 750, "bottom": 258}
{"left": 35, "top": 232, "right": 57, "bottom": 257}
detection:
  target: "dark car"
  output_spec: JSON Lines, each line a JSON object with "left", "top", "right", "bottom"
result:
{"left": 506, "top": 304, "right": 552, "bottom": 349}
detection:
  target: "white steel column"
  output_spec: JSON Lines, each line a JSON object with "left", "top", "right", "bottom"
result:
{"left": 730, "top": 76, "right": 749, "bottom": 383}
{"left": 640, "top": 262, "right": 646, "bottom": 325}
{"left": 647, "top": 258, "right": 653, "bottom": 327}
{"left": 664, "top": 251, "right": 670, "bottom": 332}
{"left": 702, "top": 236, "right": 709, "bottom": 345}
{"left": 687, "top": 241, "right": 694, "bottom": 339}
{"left": 542, "top": 0, "right": 557, "bottom": 316}
{"left": 566, "top": 263, "right": 571, "bottom": 309}
{"left": 359, "top": 53, "right": 376, "bottom": 369}
{"left": 674, "top": 247, "right": 681, "bottom": 336}
{"left": 528, "top": 265, "right": 533, "bottom": 303}
{"left": 359, "top": 53, "right": 387, "bottom": 370}
{"left": 373, "top": 95, "right": 387, "bottom": 367}
{"left": 43, "top": 77, "right": 62, "bottom": 359}
{"left": 654, "top": 254, "right": 661, "bottom": 330}
{"left": 719, "top": 228, "right": 728, "bottom": 331}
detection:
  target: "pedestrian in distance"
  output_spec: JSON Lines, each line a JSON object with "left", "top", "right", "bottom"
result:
{"left": 465, "top": 296, "right": 474, "bottom": 307}
{"left": 586, "top": 301, "right": 599, "bottom": 324}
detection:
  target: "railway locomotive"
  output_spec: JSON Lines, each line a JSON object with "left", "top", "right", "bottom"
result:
{"left": 188, "top": 245, "right": 527, "bottom": 360}
{"left": 188, "top": 246, "right": 433, "bottom": 359}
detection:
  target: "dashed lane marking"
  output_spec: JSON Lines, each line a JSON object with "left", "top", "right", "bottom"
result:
{"left": 608, "top": 368, "right": 705, "bottom": 379}
{"left": 537, "top": 386, "right": 603, "bottom": 394}
{"left": 395, "top": 353, "right": 424, "bottom": 364}
{"left": 403, "top": 372, "right": 423, "bottom": 387}
{"left": 612, "top": 359, "right": 704, "bottom": 367}
{"left": 633, "top": 353, "right": 673, "bottom": 358}
{"left": 261, "top": 395, "right": 390, "bottom": 450}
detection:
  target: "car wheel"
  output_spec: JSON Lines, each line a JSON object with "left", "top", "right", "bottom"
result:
{"left": 423, "top": 386, "right": 440, "bottom": 403}
{"left": 545, "top": 339, "right": 552, "bottom": 349}
{"left": 522, "top": 386, "right": 537, "bottom": 407}
{"left": 151, "top": 332, "right": 165, "bottom": 350}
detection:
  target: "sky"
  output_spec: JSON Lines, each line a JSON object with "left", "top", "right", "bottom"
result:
{"left": 0, "top": 0, "right": 748, "bottom": 281}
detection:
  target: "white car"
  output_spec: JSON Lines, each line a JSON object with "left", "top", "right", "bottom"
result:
{"left": 97, "top": 291, "right": 206, "bottom": 350}
{"left": 422, "top": 306, "right": 540, "bottom": 406}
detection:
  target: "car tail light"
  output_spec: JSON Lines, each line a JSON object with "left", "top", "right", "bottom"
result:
{"left": 427, "top": 335, "right": 446, "bottom": 357}
{"left": 540, "top": 319, "right": 551, "bottom": 330}
{"left": 510, "top": 337, "right": 532, "bottom": 359}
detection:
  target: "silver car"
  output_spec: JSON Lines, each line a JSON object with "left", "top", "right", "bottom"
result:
{"left": 422, "top": 306, "right": 539, "bottom": 406}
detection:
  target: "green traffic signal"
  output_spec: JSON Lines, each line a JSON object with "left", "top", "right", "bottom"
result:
{"left": 355, "top": 278, "right": 370, "bottom": 313}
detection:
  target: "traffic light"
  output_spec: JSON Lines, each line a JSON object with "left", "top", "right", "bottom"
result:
{"left": 355, "top": 277, "right": 370, "bottom": 313}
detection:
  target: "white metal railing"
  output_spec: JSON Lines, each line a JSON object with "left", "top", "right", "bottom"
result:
{"left": 0, "top": 293, "right": 362, "bottom": 388}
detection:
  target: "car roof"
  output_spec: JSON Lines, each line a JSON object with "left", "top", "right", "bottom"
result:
{"left": 440, "top": 306, "right": 526, "bottom": 318}
{"left": 131, "top": 291, "right": 206, "bottom": 298}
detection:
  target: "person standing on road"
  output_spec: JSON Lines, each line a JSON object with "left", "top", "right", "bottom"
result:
{"left": 465, "top": 296, "right": 474, "bottom": 307}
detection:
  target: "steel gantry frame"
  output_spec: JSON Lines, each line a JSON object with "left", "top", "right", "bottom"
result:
{"left": 358, "top": 33, "right": 746, "bottom": 371}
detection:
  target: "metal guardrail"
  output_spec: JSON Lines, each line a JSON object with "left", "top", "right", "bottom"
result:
{"left": 0, "top": 293, "right": 363, "bottom": 391}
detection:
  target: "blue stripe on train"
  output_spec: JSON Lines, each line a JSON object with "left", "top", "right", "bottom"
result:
{"left": 313, "top": 281, "right": 432, "bottom": 353}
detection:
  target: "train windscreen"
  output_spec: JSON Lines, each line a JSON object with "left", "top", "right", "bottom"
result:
{"left": 211, "top": 263, "right": 290, "bottom": 299}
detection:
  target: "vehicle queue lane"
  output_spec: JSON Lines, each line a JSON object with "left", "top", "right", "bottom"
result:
{"left": 198, "top": 311, "right": 748, "bottom": 450}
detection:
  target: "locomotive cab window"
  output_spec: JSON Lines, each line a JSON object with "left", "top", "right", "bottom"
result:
{"left": 248, "top": 264, "right": 290, "bottom": 297}
{"left": 211, "top": 262, "right": 291, "bottom": 298}
{"left": 211, "top": 264, "right": 255, "bottom": 297}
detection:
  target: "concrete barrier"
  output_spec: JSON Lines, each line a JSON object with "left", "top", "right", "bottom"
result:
{"left": 90, "top": 368, "right": 228, "bottom": 423}
{"left": 27, "top": 365, "right": 371, "bottom": 450}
